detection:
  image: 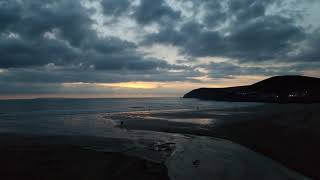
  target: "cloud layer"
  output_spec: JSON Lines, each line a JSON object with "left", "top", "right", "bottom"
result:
{"left": 0, "top": 0, "right": 319, "bottom": 97}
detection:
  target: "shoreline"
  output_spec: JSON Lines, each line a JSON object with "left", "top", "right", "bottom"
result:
{"left": 0, "top": 103, "right": 318, "bottom": 179}
{"left": 107, "top": 103, "right": 320, "bottom": 179}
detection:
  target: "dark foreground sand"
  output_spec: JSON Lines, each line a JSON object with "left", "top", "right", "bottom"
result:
{"left": 0, "top": 103, "right": 317, "bottom": 180}
{"left": 211, "top": 104, "right": 320, "bottom": 180}
{"left": 107, "top": 103, "right": 320, "bottom": 179}
{"left": 0, "top": 133, "right": 307, "bottom": 180}
{"left": 0, "top": 135, "right": 169, "bottom": 180}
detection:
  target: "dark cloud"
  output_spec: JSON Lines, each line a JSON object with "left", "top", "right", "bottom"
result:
{"left": 0, "top": 0, "right": 201, "bottom": 96}
{"left": 205, "top": 62, "right": 301, "bottom": 78}
{"left": 145, "top": 21, "right": 226, "bottom": 57}
{"left": 0, "top": 0, "right": 181, "bottom": 72}
{"left": 11, "top": 0, "right": 92, "bottom": 46}
{"left": 101, "top": 0, "right": 131, "bottom": 16}
{"left": 133, "top": 0, "right": 180, "bottom": 25}
{"left": 145, "top": 0, "right": 311, "bottom": 63}
{"left": 0, "top": 0, "right": 22, "bottom": 31}
{"left": 291, "top": 29, "right": 320, "bottom": 62}
{"left": 228, "top": 0, "right": 272, "bottom": 21}
{"left": 89, "top": 53, "right": 172, "bottom": 71}
{"left": 0, "top": 0, "right": 319, "bottom": 96}
{"left": 226, "top": 15, "right": 305, "bottom": 61}
{"left": 0, "top": 64, "right": 201, "bottom": 84}
{"left": 0, "top": 0, "right": 91, "bottom": 68}
{"left": 0, "top": 35, "right": 80, "bottom": 68}
{"left": 196, "top": 0, "right": 228, "bottom": 27}
{"left": 84, "top": 36, "right": 136, "bottom": 54}
{"left": 101, "top": 0, "right": 181, "bottom": 25}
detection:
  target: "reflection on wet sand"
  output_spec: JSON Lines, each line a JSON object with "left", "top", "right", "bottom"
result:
{"left": 105, "top": 103, "right": 320, "bottom": 179}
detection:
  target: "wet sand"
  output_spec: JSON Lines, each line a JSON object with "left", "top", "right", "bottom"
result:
{"left": 210, "top": 104, "right": 320, "bottom": 179}
{"left": 107, "top": 103, "right": 320, "bottom": 179}
{"left": 0, "top": 133, "right": 307, "bottom": 180}
{"left": 0, "top": 103, "right": 318, "bottom": 179}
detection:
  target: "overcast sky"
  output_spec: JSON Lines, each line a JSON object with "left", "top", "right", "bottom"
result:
{"left": 0, "top": 0, "right": 319, "bottom": 98}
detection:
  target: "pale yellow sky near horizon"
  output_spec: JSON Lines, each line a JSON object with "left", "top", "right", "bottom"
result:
{"left": 1, "top": 73, "right": 320, "bottom": 100}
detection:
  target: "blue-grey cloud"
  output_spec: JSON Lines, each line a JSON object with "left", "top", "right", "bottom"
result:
{"left": 101, "top": 0, "right": 131, "bottom": 16}
{"left": 133, "top": 0, "right": 180, "bottom": 25}
{"left": 0, "top": 0, "right": 181, "bottom": 72}
{"left": 205, "top": 62, "right": 302, "bottom": 78}
{"left": 145, "top": 2, "right": 306, "bottom": 62}
{"left": 0, "top": 0, "right": 319, "bottom": 96}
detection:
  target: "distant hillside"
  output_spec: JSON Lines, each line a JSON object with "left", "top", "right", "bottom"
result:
{"left": 183, "top": 76, "right": 320, "bottom": 103}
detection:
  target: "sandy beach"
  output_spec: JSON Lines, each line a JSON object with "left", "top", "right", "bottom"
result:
{"left": 0, "top": 135, "right": 169, "bottom": 180}
{"left": 106, "top": 103, "right": 320, "bottom": 179}
{"left": 0, "top": 132, "right": 308, "bottom": 180}
{"left": 0, "top": 100, "right": 318, "bottom": 179}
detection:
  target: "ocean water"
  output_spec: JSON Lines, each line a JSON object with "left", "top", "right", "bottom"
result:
{"left": 0, "top": 98, "right": 261, "bottom": 136}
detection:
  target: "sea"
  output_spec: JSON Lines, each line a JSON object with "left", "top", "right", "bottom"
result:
{"left": 0, "top": 98, "right": 261, "bottom": 136}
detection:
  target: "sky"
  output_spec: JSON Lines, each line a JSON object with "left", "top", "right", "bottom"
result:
{"left": 0, "top": 0, "right": 320, "bottom": 99}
